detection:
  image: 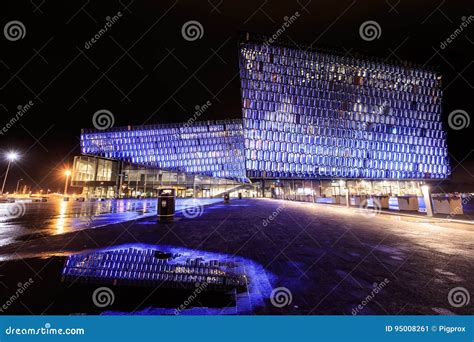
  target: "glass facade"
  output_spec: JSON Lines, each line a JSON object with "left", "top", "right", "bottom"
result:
{"left": 239, "top": 34, "right": 450, "bottom": 180}
{"left": 259, "top": 179, "right": 424, "bottom": 200}
{"left": 80, "top": 120, "right": 247, "bottom": 182}
{"left": 72, "top": 156, "right": 118, "bottom": 183}
{"left": 71, "top": 155, "right": 254, "bottom": 198}
{"left": 78, "top": 33, "right": 451, "bottom": 199}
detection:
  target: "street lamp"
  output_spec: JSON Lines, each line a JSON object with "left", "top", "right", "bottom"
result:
{"left": 1, "top": 152, "right": 19, "bottom": 196}
{"left": 64, "top": 170, "right": 71, "bottom": 196}
{"left": 16, "top": 178, "right": 24, "bottom": 194}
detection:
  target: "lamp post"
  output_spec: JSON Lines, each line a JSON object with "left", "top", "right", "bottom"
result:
{"left": 1, "top": 152, "right": 19, "bottom": 196}
{"left": 64, "top": 170, "right": 71, "bottom": 196}
{"left": 16, "top": 178, "right": 24, "bottom": 194}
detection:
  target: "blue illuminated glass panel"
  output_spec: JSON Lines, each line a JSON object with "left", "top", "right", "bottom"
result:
{"left": 80, "top": 120, "right": 247, "bottom": 182}
{"left": 238, "top": 36, "right": 450, "bottom": 179}
{"left": 80, "top": 35, "right": 451, "bottom": 182}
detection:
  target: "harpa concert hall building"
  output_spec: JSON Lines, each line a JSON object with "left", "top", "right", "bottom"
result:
{"left": 72, "top": 33, "right": 450, "bottom": 202}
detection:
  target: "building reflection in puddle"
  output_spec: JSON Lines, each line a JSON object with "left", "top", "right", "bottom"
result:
{"left": 61, "top": 243, "right": 273, "bottom": 314}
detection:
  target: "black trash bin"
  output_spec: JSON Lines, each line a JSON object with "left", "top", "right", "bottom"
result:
{"left": 238, "top": 192, "right": 242, "bottom": 199}
{"left": 224, "top": 192, "right": 230, "bottom": 204}
{"left": 157, "top": 189, "right": 176, "bottom": 222}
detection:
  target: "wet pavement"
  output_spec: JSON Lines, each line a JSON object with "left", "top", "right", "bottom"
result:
{"left": 0, "top": 198, "right": 473, "bottom": 315}
{"left": 0, "top": 198, "right": 220, "bottom": 246}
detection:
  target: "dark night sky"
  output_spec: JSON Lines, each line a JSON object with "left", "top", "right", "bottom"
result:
{"left": 0, "top": 0, "right": 473, "bottom": 192}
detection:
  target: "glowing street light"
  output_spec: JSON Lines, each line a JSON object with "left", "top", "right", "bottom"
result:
{"left": 64, "top": 169, "right": 71, "bottom": 196}
{"left": 7, "top": 152, "right": 18, "bottom": 161}
{"left": 1, "top": 151, "right": 19, "bottom": 196}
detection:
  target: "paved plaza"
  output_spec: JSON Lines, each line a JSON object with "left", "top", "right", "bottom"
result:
{"left": 0, "top": 199, "right": 473, "bottom": 315}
